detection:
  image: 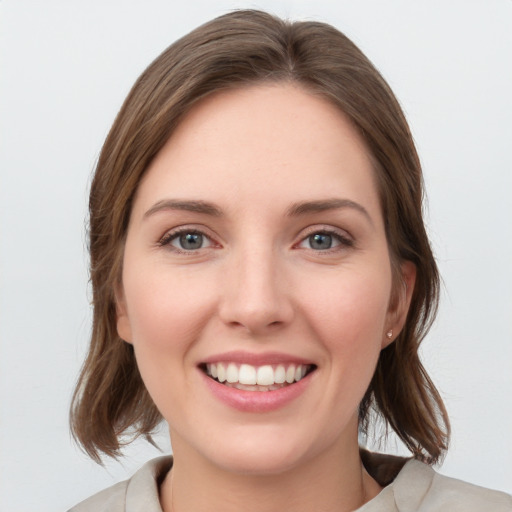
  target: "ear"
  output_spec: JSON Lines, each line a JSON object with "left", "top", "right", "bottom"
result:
{"left": 115, "top": 284, "right": 133, "bottom": 344}
{"left": 382, "top": 260, "right": 416, "bottom": 348}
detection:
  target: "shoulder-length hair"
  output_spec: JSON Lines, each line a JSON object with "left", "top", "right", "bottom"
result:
{"left": 70, "top": 9, "right": 449, "bottom": 464}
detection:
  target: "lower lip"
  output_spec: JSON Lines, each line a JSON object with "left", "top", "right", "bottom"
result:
{"left": 201, "top": 370, "right": 313, "bottom": 413}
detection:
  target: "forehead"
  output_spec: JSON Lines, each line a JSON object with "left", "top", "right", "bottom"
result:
{"left": 133, "top": 83, "right": 381, "bottom": 220}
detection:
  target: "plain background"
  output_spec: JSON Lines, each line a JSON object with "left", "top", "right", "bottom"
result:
{"left": 1, "top": 1, "right": 511, "bottom": 510}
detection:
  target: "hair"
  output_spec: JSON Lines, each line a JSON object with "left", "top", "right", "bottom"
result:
{"left": 70, "top": 9, "right": 449, "bottom": 464}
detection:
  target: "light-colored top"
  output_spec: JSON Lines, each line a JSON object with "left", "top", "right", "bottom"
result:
{"left": 69, "top": 455, "right": 512, "bottom": 512}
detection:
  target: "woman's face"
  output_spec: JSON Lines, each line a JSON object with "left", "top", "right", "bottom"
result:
{"left": 117, "top": 84, "right": 414, "bottom": 474}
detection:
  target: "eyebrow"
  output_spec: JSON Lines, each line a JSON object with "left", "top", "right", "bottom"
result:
{"left": 144, "top": 199, "right": 223, "bottom": 218}
{"left": 143, "top": 197, "right": 372, "bottom": 224}
{"left": 286, "top": 198, "right": 373, "bottom": 224}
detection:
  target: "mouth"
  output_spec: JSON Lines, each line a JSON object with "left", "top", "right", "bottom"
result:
{"left": 200, "top": 362, "right": 317, "bottom": 392}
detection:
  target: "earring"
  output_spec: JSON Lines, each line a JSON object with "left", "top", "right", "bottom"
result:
{"left": 386, "top": 330, "right": 393, "bottom": 339}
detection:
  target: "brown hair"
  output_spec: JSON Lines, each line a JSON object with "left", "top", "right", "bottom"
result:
{"left": 70, "top": 9, "right": 449, "bottom": 464}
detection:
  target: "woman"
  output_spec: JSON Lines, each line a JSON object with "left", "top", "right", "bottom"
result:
{"left": 69, "top": 9, "right": 512, "bottom": 512}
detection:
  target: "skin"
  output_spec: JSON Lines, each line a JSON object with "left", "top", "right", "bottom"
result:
{"left": 117, "top": 83, "right": 416, "bottom": 512}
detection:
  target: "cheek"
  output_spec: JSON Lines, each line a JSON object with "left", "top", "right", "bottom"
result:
{"left": 121, "top": 266, "right": 219, "bottom": 417}
{"left": 120, "top": 264, "right": 220, "bottom": 397}
{"left": 123, "top": 263, "right": 212, "bottom": 345}
{"left": 298, "top": 266, "right": 391, "bottom": 362}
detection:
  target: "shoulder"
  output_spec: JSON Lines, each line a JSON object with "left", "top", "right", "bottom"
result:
{"left": 393, "top": 459, "right": 512, "bottom": 512}
{"left": 68, "top": 456, "right": 173, "bottom": 512}
{"left": 67, "top": 479, "right": 128, "bottom": 512}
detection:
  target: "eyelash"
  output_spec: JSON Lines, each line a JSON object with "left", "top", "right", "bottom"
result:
{"left": 158, "top": 227, "right": 218, "bottom": 254}
{"left": 295, "top": 227, "right": 354, "bottom": 253}
{"left": 158, "top": 226, "right": 354, "bottom": 254}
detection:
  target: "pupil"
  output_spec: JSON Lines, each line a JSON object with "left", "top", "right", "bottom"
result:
{"left": 310, "top": 233, "right": 332, "bottom": 250}
{"left": 180, "top": 233, "right": 202, "bottom": 250}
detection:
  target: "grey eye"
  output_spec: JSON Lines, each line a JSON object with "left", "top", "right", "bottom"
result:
{"left": 308, "top": 233, "right": 334, "bottom": 250}
{"left": 172, "top": 232, "right": 208, "bottom": 250}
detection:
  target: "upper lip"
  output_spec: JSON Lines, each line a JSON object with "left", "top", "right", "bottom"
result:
{"left": 200, "top": 351, "right": 315, "bottom": 366}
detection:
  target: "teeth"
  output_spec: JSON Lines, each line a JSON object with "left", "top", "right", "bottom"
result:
{"left": 205, "top": 362, "right": 311, "bottom": 388}
{"left": 274, "top": 365, "right": 286, "bottom": 384}
{"left": 217, "top": 363, "right": 226, "bottom": 382}
{"left": 285, "top": 365, "right": 295, "bottom": 384}
{"left": 226, "top": 363, "right": 238, "bottom": 383}
{"left": 256, "top": 365, "right": 274, "bottom": 386}
{"left": 239, "top": 364, "right": 256, "bottom": 385}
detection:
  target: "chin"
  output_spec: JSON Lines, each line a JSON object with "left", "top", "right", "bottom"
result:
{"left": 197, "top": 425, "right": 319, "bottom": 476}
{"left": 214, "top": 447, "right": 304, "bottom": 476}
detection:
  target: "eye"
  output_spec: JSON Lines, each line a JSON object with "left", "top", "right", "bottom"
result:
{"left": 160, "top": 229, "right": 213, "bottom": 251}
{"left": 306, "top": 233, "right": 336, "bottom": 250}
{"left": 297, "top": 229, "right": 353, "bottom": 251}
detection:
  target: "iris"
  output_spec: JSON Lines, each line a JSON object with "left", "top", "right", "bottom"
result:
{"left": 309, "top": 233, "right": 333, "bottom": 250}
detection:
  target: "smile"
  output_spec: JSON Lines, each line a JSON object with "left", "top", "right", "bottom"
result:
{"left": 203, "top": 362, "right": 315, "bottom": 392}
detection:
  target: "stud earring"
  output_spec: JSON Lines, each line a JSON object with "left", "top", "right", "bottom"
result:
{"left": 386, "top": 330, "right": 393, "bottom": 339}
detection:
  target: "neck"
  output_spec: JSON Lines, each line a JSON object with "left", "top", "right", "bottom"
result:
{"left": 160, "top": 435, "right": 381, "bottom": 512}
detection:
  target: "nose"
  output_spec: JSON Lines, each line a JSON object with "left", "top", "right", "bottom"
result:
{"left": 218, "top": 246, "right": 294, "bottom": 335}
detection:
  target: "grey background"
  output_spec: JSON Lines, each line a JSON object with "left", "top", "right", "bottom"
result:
{"left": 1, "top": 1, "right": 511, "bottom": 510}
